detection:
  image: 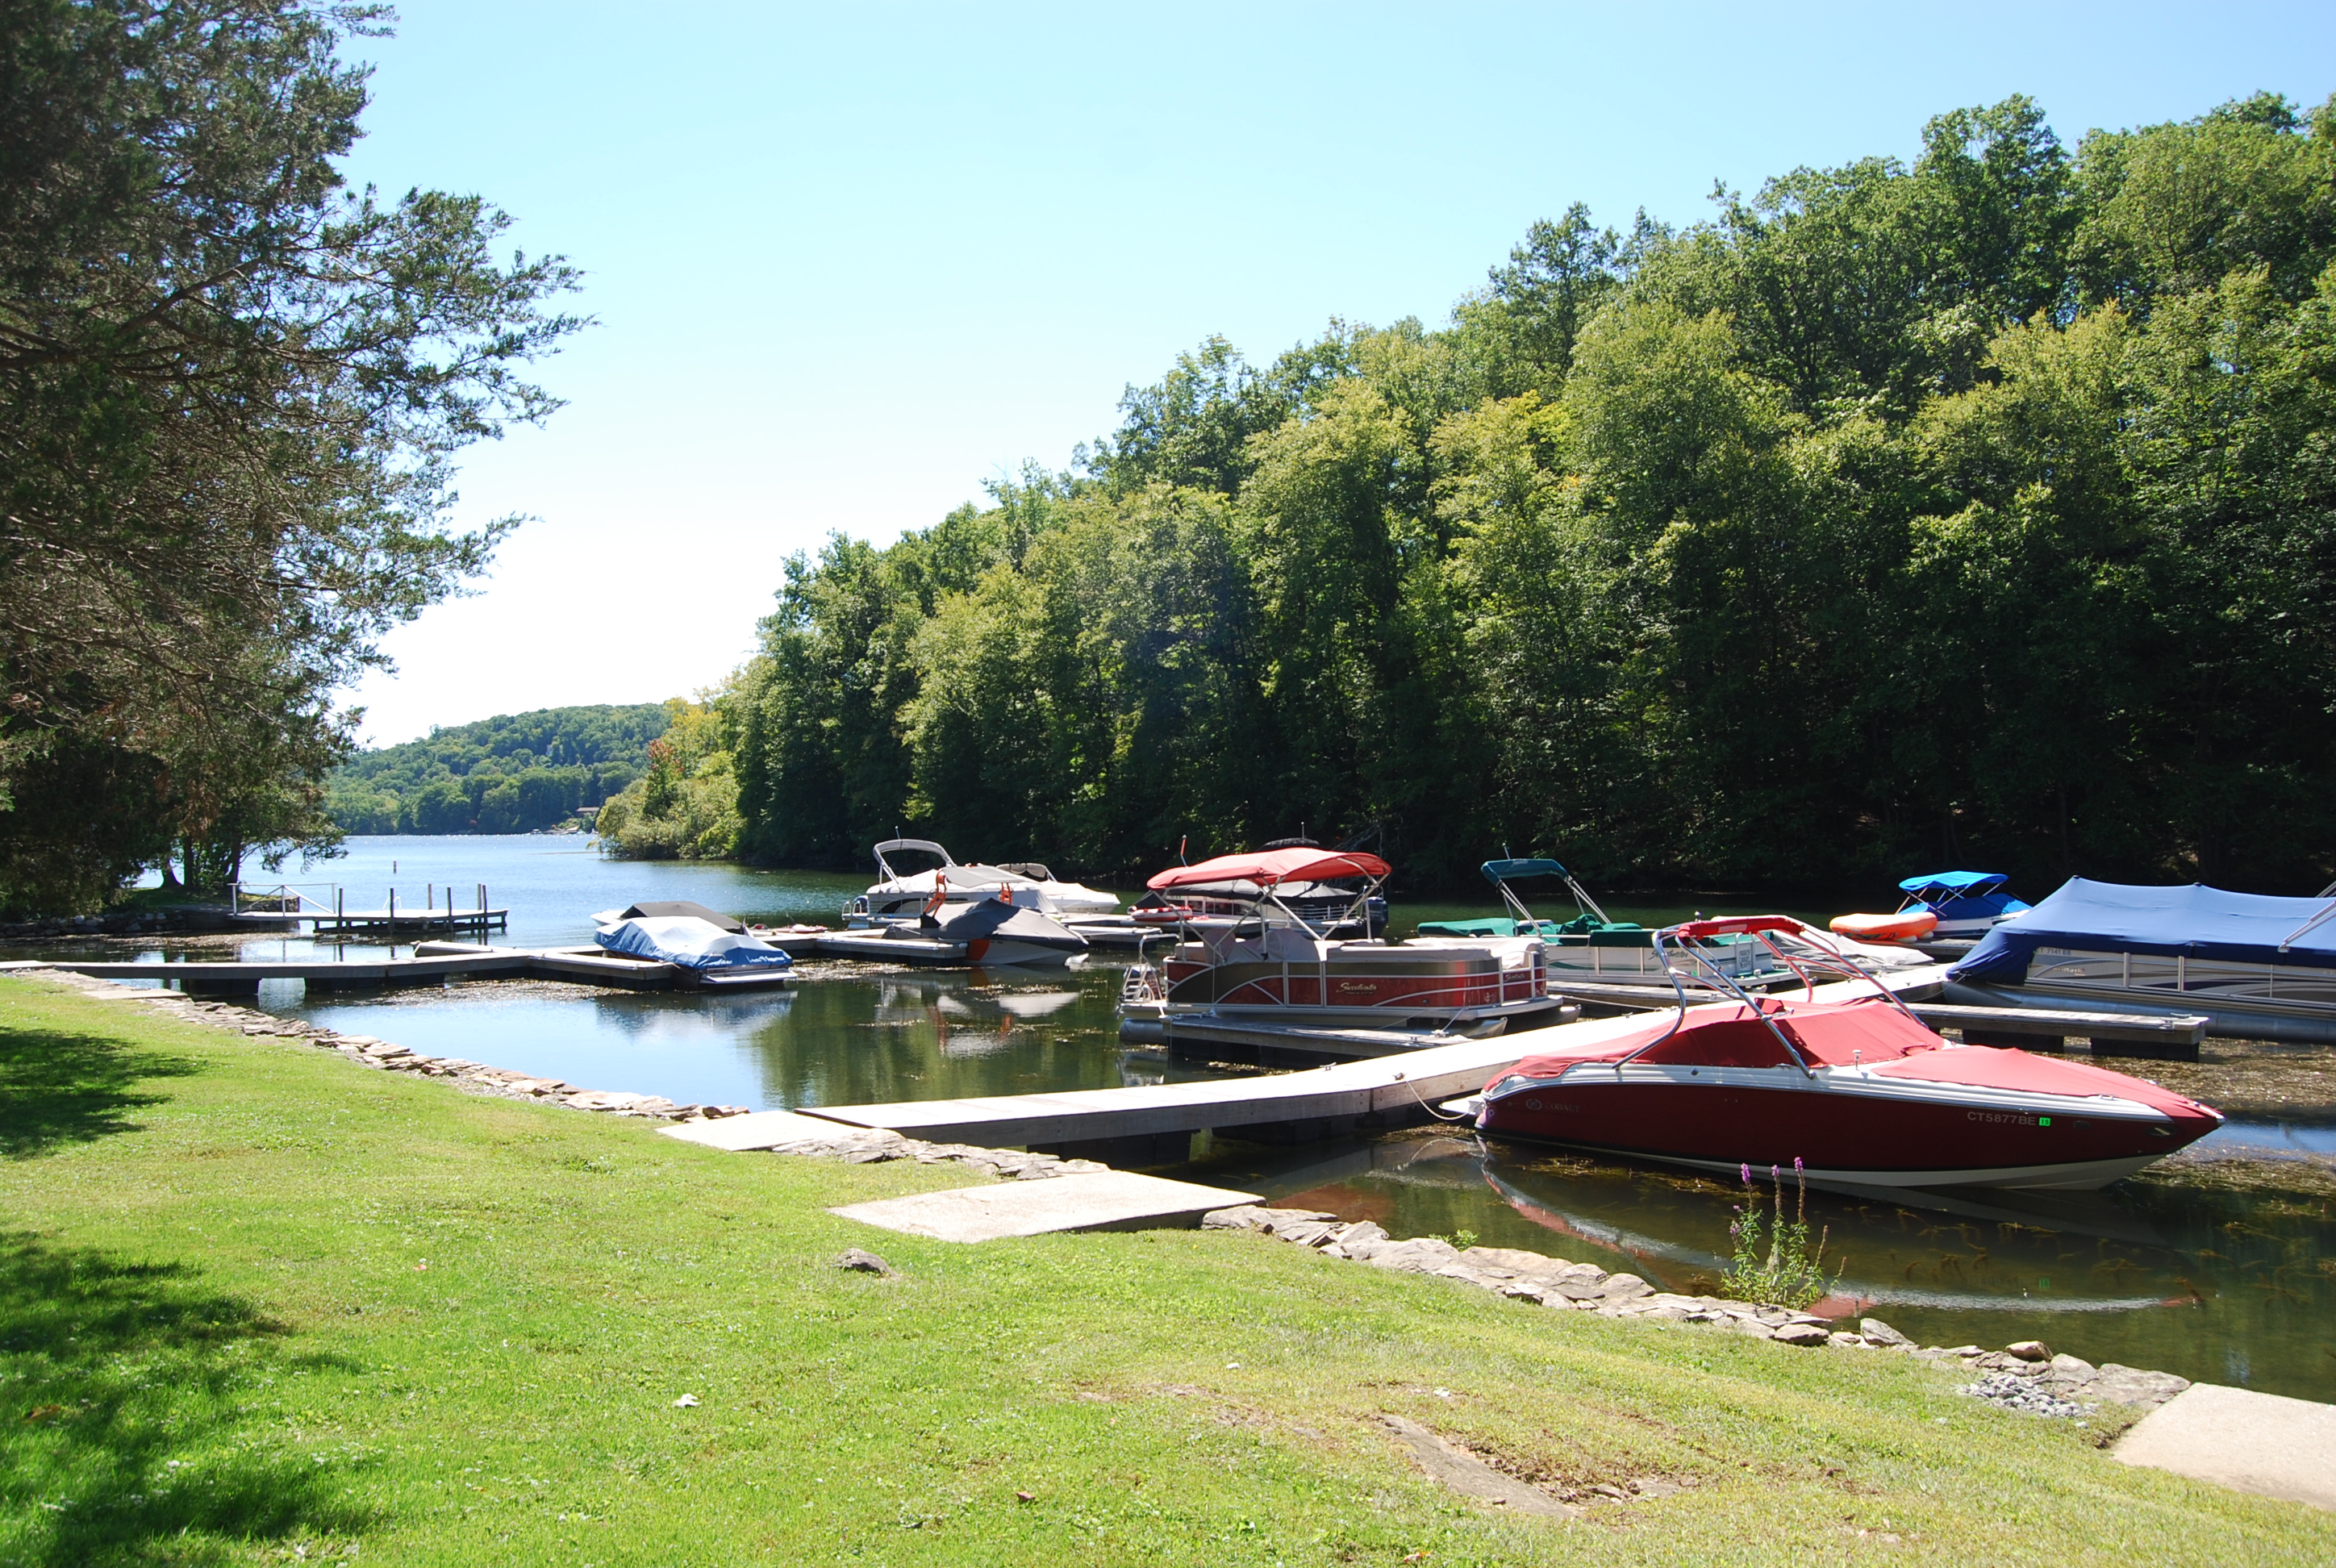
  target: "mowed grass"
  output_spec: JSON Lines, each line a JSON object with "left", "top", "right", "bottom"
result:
{"left": 1, "top": 978, "right": 2328, "bottom": 1567}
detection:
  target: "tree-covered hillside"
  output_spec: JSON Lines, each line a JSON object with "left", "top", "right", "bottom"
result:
{"left": 327, "top": 705, "right": 673, "bottom": 835}
{"left": 732, "top": 93, "right": 2336, "bottom": 896}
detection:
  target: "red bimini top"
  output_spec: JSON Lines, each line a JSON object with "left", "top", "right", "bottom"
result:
{"left": 1147, "top": 848, "right": 1391, "bottom": 891}
{"left": 1495, "top": 997, "right": 2212, "bottom": 1116}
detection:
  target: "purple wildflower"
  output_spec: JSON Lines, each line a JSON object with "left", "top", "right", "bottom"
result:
{"left": 1795, "top": 1156, "right": 1805, "bottom": 1174}
{"left": 1740, "top": 1162, "right": 1751, "bottom": 1184}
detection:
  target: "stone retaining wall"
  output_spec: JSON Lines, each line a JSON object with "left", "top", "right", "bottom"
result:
{"left": 1199, "top": 1203, "right": 2193, "bottom": 1420}
{"left": 2, "top": 904, "right": 249, "bottom": 940}
{"left": 27, "top": 970, "right": 754, "bottom": 1123}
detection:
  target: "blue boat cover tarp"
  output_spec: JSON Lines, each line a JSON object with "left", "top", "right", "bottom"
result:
{"left": 1950, "top": 878, "right": 2336, "bottom": 983}
{"left": 595, "top": 915, "right": 792, "bottom": 970}
{"left": 1899, "top": 869, "right": 2007, "bottom": 895}
{"left": 1482, "top": 858, "right": 1568, "bottom": 883}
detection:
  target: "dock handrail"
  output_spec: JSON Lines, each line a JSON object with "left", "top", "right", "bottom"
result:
{"left": 231, "top": 881, "right": 340, "bottom": 915}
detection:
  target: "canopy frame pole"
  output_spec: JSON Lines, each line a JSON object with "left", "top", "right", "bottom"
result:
{"left": 2277, "top": 899, "right": 2336, "bottom": 953}
{"left": 1629, "top": 929, "right": 1818, "bottom": 1080}
{"left": 1564, "top": 872, "right": 1611, "bottom": 926}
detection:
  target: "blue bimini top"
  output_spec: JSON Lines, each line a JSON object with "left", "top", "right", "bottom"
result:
{"left": 1899, "top": 869, "right": 2009, "bottom": 896}
{"left": 1950, "top": 878, "right": 2336, "bottom": 984}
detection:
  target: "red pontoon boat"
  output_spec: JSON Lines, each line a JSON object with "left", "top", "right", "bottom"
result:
{"left": 1119, "top": 847, "right": 1558, "bottom": 1032}
{"left": 1476, "top": 916, "right": 2222, "bottom": 1190}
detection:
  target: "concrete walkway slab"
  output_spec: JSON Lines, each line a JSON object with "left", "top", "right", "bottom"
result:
{"left": 660, "top": 1111, "right": 869, "bottom": 1152}
{"left": 830, "top": 1170, "right": 1261, "bottom": 1242}
{"left": 2114, "top": 1382, "right": 2336, "bottom": 1512}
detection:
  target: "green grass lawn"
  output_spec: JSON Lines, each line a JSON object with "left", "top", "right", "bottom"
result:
{"left": 2, "top": 976, "right": 2329, "bottom": 1566}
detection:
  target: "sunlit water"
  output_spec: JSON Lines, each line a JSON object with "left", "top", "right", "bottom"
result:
{"left": 10, "top": 836, "right": 2333, "bottom": 1400}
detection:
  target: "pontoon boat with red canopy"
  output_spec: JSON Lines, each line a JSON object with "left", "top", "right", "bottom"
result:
{"left": 1477, "top": 916, "right": 2222, "bottom": 1190}
{"left": 1119, "top": 847, "right": 1558, "bottom": 1032}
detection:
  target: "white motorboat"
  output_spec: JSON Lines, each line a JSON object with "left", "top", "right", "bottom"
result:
{"left": 845, "top": 839, "right": 1120, "bottom": 924}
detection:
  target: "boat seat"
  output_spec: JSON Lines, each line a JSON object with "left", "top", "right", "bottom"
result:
{"left": 1633, "top": 1017, "right": 1799, "bottom": 1069}
{"left": 1257, "top": 927, "right": 1325, "bottom": 961}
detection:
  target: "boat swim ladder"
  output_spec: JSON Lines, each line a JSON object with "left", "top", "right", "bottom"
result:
{"left": 1120, "top": 964, "right": 1164, "bottom": 1007}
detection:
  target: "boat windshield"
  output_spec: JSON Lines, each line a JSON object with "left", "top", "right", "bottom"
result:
{"left": 873, "top": 839, "right": 958, "bottom": 881}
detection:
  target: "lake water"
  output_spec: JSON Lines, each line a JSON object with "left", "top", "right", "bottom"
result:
{"left": 19, "top": 835, "right": 2336, "bottom": 1402}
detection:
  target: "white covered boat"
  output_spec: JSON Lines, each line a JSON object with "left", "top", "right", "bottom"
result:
{"left": 591, "top": 913, "right": 794, "bottom": 990}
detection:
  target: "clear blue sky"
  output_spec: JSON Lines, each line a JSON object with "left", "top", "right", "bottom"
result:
{"left": 337, "top": 1, "right": 2336, "bottom": 744}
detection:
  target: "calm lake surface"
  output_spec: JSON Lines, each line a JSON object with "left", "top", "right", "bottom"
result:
{"left": 23, "top": 835, "right": 2335, "bottom": 1401}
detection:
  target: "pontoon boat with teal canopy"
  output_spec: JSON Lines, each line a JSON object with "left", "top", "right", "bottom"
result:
{"left": 1416, "top": 859, "right": 1647, "bottom": 943}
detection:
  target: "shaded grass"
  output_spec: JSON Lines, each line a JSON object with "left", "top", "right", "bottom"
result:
{"left": 0, "top": 1012, "right": 195, "bottom": 1158}
{"left": 1, "top": 974, "right": 2330, "bottom": 1566}
{"left": 0, "top": 1234, "right": 377, "bottom": 1566}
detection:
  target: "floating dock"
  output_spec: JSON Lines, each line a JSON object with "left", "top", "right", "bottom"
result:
{"left": 1908, "top": 999, "right": 2208, "bottom": 1059}
{"left": 677, "top": 965, "right": 1951, "bottom": 1162}
{"left": 1120, "top": 1000, "right": 1579, "bottom": 1065}
{"left": 285, "top": 907, "right": 510, "bottom": 938}
{"left": 1548, "top": 977, "right": 2205, "bottom": 1060}
{"left": 229, "top": 882, "right": 508, "bottom": 938}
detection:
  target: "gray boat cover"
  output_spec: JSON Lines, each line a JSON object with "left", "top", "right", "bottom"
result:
{"left": 595, "top": 915, "right": 792, "bottom": 970}
{"left": 607, "top": 899, "right": 745, "bottom": 932}
{"left": 1951, "top": 877, "right": 2336, "bottom": 983}
{"left": 934, "top": 898, "right": 1086, "bottom": 949}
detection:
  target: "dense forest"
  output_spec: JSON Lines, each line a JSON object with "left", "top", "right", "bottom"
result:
{"left": 713, "top": 93, "right": 2336, "bottom": 896}
{"left": 11, "top": 13, "right": 2330, "bottom": 908}
{"left": 325, "top": 705, "right": 670, "bottom": 835}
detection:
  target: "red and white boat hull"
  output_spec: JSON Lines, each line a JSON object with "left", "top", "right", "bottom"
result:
{"left": 1479, "top": 1051, "right": 2222, "bottom": 1190}
{"left": 1145, "top": 934, "right": 1553, "bottom": 1027}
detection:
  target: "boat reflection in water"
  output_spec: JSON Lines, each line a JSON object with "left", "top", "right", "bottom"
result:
{"left": 1193, "top": 1128, "right": 2333, "bottom": 1400}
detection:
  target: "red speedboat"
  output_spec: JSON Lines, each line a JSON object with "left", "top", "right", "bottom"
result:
{"left": 1476, "top": 916, "right": 2222, "bottom": 1190}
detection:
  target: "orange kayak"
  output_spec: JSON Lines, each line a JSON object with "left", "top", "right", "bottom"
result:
{"left": 1829, "top": 909, "right": 1938, "bottom": 943}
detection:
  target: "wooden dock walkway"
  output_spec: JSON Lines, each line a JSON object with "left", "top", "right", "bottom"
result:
{"left": 6, "top": 942, "right": 788, "bottom": 996}
{"left": 684, "top": 965, "right": 1954, "bottom": 1161}
{"left": 1120, "top": 1001, "right": 1579, "bottom": 1065}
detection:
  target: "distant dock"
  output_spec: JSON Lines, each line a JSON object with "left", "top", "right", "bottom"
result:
{"left": 230, "top": 881, "right": 510, "bottom": 939}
